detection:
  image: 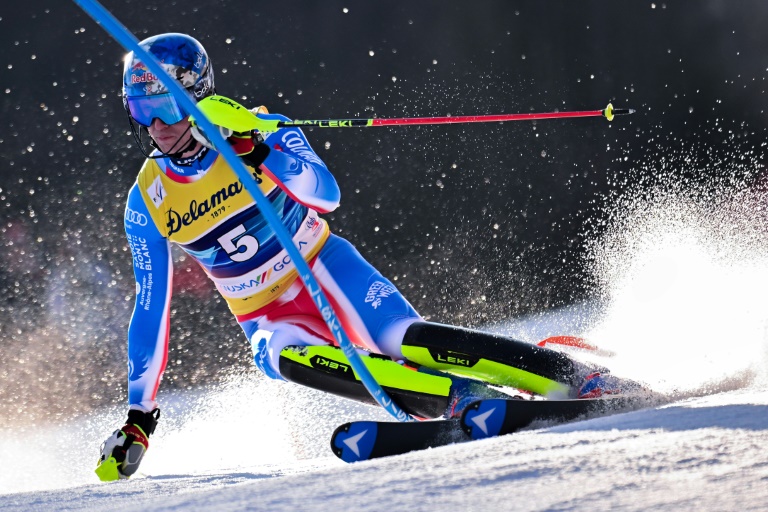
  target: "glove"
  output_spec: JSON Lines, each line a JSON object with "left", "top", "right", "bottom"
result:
{"left": 190, "top": 104, "right": 270, "bottom": 168}
{"left": 232, "top": 129, "right": 270, "bottom": 168}
{"left": 95, "top": 409, "right": 160, "bottom": 482}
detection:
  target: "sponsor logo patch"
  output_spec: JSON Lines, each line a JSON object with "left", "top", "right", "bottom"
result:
{"left": 147, "top": 176, "right": 167, "bottom": 208}
{"left": 125, "top": 208, "right": 148, "bottom": 226}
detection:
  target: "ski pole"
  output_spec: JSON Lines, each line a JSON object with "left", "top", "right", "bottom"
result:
{"left": 193, "top": 96, "right": 634, "bottom": 135}
{"left": 277, "top": 103, "right": 634, "bottom": 128}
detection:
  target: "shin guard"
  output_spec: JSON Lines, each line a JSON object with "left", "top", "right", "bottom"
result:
{"left": 278, "top": 345, "right": 453, "bottom": 419}
{"left": 401, "top": 322, "right": 601, "bottom": 397}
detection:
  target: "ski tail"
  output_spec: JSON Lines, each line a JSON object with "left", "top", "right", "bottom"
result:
{"left": 537, "top": 336, "right": 617, "bottom": 358}
{"left": 461, "top": 395, "right": 663, "bottom": 440}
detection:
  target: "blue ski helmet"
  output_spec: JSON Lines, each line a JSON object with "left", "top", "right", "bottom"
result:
{"left": 122, "top": 33, "right": 215, "bottom": 127}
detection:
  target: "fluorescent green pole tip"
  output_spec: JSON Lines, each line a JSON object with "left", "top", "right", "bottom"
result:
{"left": 604, "top": 103, "right": 615, "bottom": 122}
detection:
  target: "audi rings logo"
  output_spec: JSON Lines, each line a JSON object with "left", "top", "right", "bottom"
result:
{"left": 126, "top": 208, "right": 148, "bottom": 226}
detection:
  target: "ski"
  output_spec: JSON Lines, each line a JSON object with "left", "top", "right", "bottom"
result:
{"left": 331, "top": 394, "right": 660, "bottom": 462}
{"left": 331, "top": 417, "right": 464, "bottom": 462}
{"left": 460, "top": 395, "right": 656, "bottom": 440}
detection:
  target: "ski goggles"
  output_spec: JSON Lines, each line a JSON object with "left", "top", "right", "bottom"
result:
{"left": 125, "top": 93, "right": 190, "bottom": 127}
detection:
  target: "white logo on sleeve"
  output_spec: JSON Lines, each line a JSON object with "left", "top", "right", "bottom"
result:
{"left": 365, "top": 281, "right": 397, "bottom": 309}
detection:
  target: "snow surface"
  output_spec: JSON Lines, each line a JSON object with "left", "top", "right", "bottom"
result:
{"left": 2, "top": 383, "right": 767, "bottom": 511}
{"left": 2, "top": 291, "right": 767, "bottom": 512}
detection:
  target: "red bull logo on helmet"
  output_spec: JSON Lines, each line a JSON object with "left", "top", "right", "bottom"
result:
{"left": 131, "top": 71, "right": 159, "bottom": 84}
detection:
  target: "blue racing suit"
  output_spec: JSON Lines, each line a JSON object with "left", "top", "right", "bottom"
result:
{"left": 124, "top": 113, "right": 422, "bottom": 412}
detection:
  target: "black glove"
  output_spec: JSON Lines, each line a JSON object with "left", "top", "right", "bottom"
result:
{"left": 190, "top": 124, "right": 270, "bottom": 168}
{"left": 230, "top": 130, "right": 270, "bottom": 168}
{"left": 95, "top": 409, "right": 160, "bottom": 481}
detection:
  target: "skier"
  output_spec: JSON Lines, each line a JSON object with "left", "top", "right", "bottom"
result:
{"left": 97, "top": 33, "right": 616, "bottom": 480}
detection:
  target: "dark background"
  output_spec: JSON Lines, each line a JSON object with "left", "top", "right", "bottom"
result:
{"left": 1, "top": 1, "right": 767, "bottom": 421}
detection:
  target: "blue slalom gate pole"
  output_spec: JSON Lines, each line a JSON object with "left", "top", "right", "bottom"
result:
{"left": 72, "top": 0, "right": 415, "bottom": 423}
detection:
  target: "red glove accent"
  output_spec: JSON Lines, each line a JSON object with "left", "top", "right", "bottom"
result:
{"left": 229, "top": 132, "right": 256, "bottom": 156}
{"left": 121, "top": 424, "right": 149, "bottom": 450}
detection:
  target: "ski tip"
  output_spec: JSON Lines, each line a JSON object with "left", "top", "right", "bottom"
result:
{"left": 331, "top": 422, "right": 378, "bottom": 463}
{"left": 460, "top": 399, "right": 509, "bottom": 440}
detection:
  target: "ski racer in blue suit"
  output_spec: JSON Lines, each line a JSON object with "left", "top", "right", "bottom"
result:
{"left": 96, "top": 33, "right": 614, "bottom": 481}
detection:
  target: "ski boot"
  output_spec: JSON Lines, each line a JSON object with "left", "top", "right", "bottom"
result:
{"left": 577, "top": 372, "right": 620, "bottom": 398}
{"left": 444, "top": 375, "right": 513, "bottom": 418}
{"left": 576, "top": 371, "right": 656, "bottom": 399}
